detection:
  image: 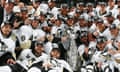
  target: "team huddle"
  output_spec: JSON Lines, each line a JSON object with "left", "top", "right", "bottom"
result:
{"left": 1, "top": 0, "right": 120, "bottom": 72}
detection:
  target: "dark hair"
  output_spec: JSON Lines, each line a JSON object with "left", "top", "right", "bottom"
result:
{"left": 51, "top": 48, "right": 61, "bottom": 53}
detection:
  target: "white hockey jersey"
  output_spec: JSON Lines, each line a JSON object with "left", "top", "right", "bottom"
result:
{"left": 32, "top": 28, "right": 46, "bottom": 41}
{"left": 17, "top": 25, "right": 32, "bottom": 43}
{"left": 28, "top": 58, "right": 73, "bottom": 72}
{"left": 0, "top": 31, "right": 17, "bottom": 57}
{"left": 18, "top": 49, "right": 48, "bottom": 67}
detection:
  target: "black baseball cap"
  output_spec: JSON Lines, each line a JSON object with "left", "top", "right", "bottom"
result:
{"left": 52, "top": 43, "right": 58, "bottom": 48}
{"left": 77, "top": 2, "right": 84, "bottom": 6}
{"left": 99, "top": 2, "right": 106, "bottom": 6}
{"left": 1, "top": 21, "right": 13, "bottom": 28}
{"left": 86, "top": 3, "right": 93, "bottom": 7}
{"left": 96, "top": 18, "right": 104, "bottom": 24}
{"left": 21, "top": 7, "right": 28, "bottom": 12}
{"left": 61, "top": 4, "right": 68, "bottom": 9}
{"left": 109, "top": 24, "right": 117, "bottom": 30}
{"left": 35, "top": 41, "right": 44, "bottom": 47}
{"left": 6, "top": 0, "right": 15, "bottom": 4}
{"left": 97, "top": 36, "right": 107, "bottom": 43}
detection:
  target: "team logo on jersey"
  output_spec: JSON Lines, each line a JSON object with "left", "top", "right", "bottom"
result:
{"left": 26, "top": 54, "right": 30, "bottom": 58}
{"left": 34, "top": 36, "right": 37, "bottom": 40}
{"left": 0, "top": 44, "right": 8, "bottom": 52}
{"left": 21, "top": 35, "right": 25, "bottom": 41}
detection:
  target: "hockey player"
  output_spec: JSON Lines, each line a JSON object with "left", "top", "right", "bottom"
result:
{"left": 96, "top": 2, "right": 108, "bottom": 19}
{"left": 17, "top": 41, "right": 48, "bottom": 68}
{"left": 106, "top": 0, "right": 118, "bottom": 18}
{"left": 0, "top": 21, "right": 20, "bottom": 66}
{"left": 115, "top": 0, "right": 120, "bottom": 9}
{"left": 102, "top": 24, "right": 120, "bottom": 44}
{"left": 30, "top": 16, "right": 46, "bottom": 43}
{"left": 76, "top": 2, "right": 85, "bottom": 15}
{"left": 20, "top": 7, "right": 29, "bottom": 22}
{"left": 0, "top": 41, "right": 46, "bottom": 71}
{"left": 0, "top": 0, "right": 15, "bottom": 25}
{"left": 113, "top": 14, "right": 120, "bottom": 27}
{"left": 39, "top": 13, "right": 48, "bottom": 31}
{"left": 108, "top": 37, "right": 120, "bottom": 55}
{"left": 91, "top": 36, "right": 112, "bottom": 72}
{"left": 77, "top": 31, "right": 96, "bottom": 67}
{"left": 92, "top": 18, "right": 107, "bottom": 38}
{"left": 0, "top": 41, "right": 47, "bottom": 72}
{"left": 50, "top": 18, "right": 68, "bottom": 60}
{"left": 85, "top": 2, "right": 96, "bottom": 18}
{"left": 62, "top": 16, "right": 79, "bottom": 72}
{"left": 47, "top": 0, "right": 60, "bottom": 19}
{"left": 77, "top": 31, "right": 89, "bottom": 62}
{"left": 28, "top": 43, "right": 73, "bottom": 72}
{"left": 51, "top": 18, "right": 66, "bottom": 39}
{"left": 38, "top": 1, "right": 48, "bottom": 15}
{"left": 57, "top": 3, "right": 69, "bottom": 24}
{"left": 108, "top": 38, "right": 120, "bottom": 71}
{"left": 16, "top": 20, "right": 32, "bottom": 49}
